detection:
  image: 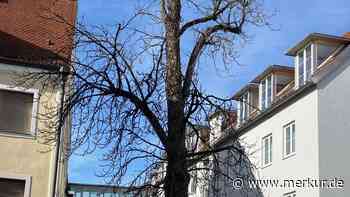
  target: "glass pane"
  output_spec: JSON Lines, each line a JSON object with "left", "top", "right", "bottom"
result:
{"left": 239, "top": 101, "right": 244, "bottom": 123}
{"left": 286, "top": 127, "right": 291, "bottom": 155}
{"left": 292, "top": 124, "right": 296, "bottom": 153}
{"left": 90, "top": 192, "right": 98, "bottom": 197}
{"left": 0, "top": 178, "right": 25, "bottom": 197}
{"left": 306, "top": 45, "right": 312, "bottom": 81}
{"left": 76, "top": 192, "right": 82, "bottom": 197}
{"left": 267, "top": 76, "right": 272, "bottom": 107}
{"left": 317, "top": 43, "right": 336, "bottom": 66}
{"left": 0, "top": 89, "right": 33, "bottom": 133}
{"left": 298, "top": 51, "right": 304, "bottom": 86}
{"left": 261, "top": 80, "right": 266, "bottom": 110}
{"left": 104, "top": 193, "right": 112, "bottom": 197}
{"left": 264, "top": 138, "right": 269, "bottom": 164}
{"left": 97, "top": 192, "right": 104, "bottom": 197}
{"left": 269, "top": 136, "right": 272, "bottom": 163}
{"left": 243, "top": 93, "right": 248, "bottom": 120}
{"left": 83, "top": 192, "right": 90, "bottom": 197}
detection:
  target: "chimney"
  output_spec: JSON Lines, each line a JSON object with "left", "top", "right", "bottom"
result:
{"left": 343, "top": 32, "right": 350, "bottom": 39}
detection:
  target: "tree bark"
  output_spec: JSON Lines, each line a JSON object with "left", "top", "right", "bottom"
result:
{"left": 163, "top": 1, "right": 190, "bottom": 197}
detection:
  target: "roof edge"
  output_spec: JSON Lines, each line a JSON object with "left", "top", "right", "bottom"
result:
{"left": 215, "top": 83, "right": 316, "bottom": 147}
{"left": 286, "top": 33, "right": 350, "bottom": 56}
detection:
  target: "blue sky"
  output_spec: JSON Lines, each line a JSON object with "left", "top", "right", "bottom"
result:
{"left": 69, "top": 0, "right": 350, "bottom": 184}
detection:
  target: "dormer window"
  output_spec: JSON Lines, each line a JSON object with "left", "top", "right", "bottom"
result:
{"left": 239, "top": 92, "right": 249, "bottom": 123}
{"left": 295, "top": 42, "right": 340, "bottom": 87}
{"left": 316, "top": 43, "right": 337, "bottom": 65}
{"left": 287, "top": 33, "right": 350, "bottom": 88}
{"left": 235, "top": 83, "right": 259, "bottom": 126}
{"left": 209, "top": 113, "right": 224, "bottom": 142}
{"left": 260, "top": 74, "right": 273, "bottom": 110}
{"left": 296, "top": 44, "right": 313, "bottom": 87}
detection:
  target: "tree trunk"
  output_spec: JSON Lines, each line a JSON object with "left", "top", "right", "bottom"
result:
{"left": 164, "top": 144, "right": 190, "bottom": 197}
{"left": 163, "top": 1, "right": 190, "bottom": 196}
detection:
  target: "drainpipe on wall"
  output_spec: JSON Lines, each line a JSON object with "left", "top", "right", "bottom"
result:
{"left": 52, "top": 65, "right": 68, "bottom": 197}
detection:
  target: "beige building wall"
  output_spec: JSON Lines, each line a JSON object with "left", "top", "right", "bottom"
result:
{"left": 0, "top": 63, "right": 69, "bottom": 197}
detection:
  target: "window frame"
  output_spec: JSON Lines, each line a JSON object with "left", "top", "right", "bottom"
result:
{"left": 296, "top": 43, "right": 315, "bottom": 88}
{"left": 0, "top": 172, "right": 32, "bottom": 197}
{"left": 283, "top": 121, "right": 296, "bottom": 159}
{"left": 261, "top": 133, "right": 273, "bottom": 167}
{"left": 259, "top": 74, "right": 274, "bottom": 110}
{"left": 190, "top": 171, "right": 198, "bottom": 194}
{"left": 0, "top": 84, "right": 39, "bottom": 137}
{"left": 239, "top": 91, "right": 250, "bottom": 124}
{"left": 283, "top": 191, "right": 296, "bottom": 197}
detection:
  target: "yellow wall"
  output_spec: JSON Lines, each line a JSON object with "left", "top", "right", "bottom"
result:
{"left": 0, "top": 136, "right": 55, "bottom": 197}
{"left": 0, "top": 64, "right": 68, "bottom": 197}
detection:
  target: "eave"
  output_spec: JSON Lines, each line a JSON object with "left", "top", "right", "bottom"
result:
{"left": 251, "top": 65, "right": 294, "bottom": 83}
{"left": 214, "top": 82, "right": 316, "bottom": 148}
{"left": 286, "top": 33, "right": 350, "bottom": 56}
{"left": 232, "top": 83, "right": 259, "bottom": 100}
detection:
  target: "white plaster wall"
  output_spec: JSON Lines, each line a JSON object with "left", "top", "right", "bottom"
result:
{"left": 239, "top": 90, "right": 320, "bottom": 197}
{"left": 317, "top": 47, "right": 350, "bottom": 197}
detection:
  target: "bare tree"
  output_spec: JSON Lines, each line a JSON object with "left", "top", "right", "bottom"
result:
{"left": 20, "top": 0, "right": 269, "bottom": 196}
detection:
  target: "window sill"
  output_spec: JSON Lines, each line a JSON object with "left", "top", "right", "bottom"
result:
{"left": 0, "top": 131, "right": 35, "bottom": 140}
{"left": 261, "top": 162, "right": 272, "bottom": 169}
{"left": 283, "top": 152, "right": 296, "bottom": 160}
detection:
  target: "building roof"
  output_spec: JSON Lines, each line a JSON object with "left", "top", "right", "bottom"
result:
{"left": 69, "top": 183, "right": 130, "bottom": 190}
{"left": 232, "top": 83, "right": 259, "bottom": 100}
{"left": 0, "top": 0, "right": 77, "bottom": 67}
{"left": 251, "top": 65, "right": 294, "bottom": 83}
{"left": 286, "top": 33, "right": 350, "bottom": 56}
{"left": 208, "top": 109, "right": 235, "bottom": 120}
{"left": 215, "top": 82, "right": 316, "bottom": 148}
{"left": 0, "top": 31, "right": 62, "bottom": 70}
{"left": 232, "top": 65, "right": 293, "bottom": 99}
{"left": 216, "top": 36, "right": 350, "bottom": 147}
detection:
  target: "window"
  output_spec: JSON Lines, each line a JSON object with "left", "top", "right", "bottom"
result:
{"left": 190, "top": 172, "right": 197, "bottom": 193}
{"left": 90, "top": 192, "right": 98, "bottom": 197}
{"left": 298, "top": 51, "right": 304, "bottom": 86}
{"left": 284, "top": 191, "right": 296, "bottom": 197}
{"left": 284, "top": 122, "right": 296, "bottom": 157}
{"left": 316, "top": 43, "right": 337, "bottom": 66}
{"left": 200, "top": 185, "right": 208, "bottom": 197}
{"left": 0, "top": 178, "right": 25, "bottom": 197}
{"left": 239, "top": 92, "right": 249, "bottom": 123}
{"left": 0, "top": 85, "right": 38, "bottom": 136}
{"left": 260, "top": 75, "right": 273, "bottom": 110}
{"left": 261, "top": 80, "right": 266, "bottom": 110}
{"left": 0, "top": 175, "right": 31, "bottom": 197}
{"left": 75, "top": 192, "right": 82, "bottom": 197}
{"left": 187, "top": 131, "right": 197, "bottom": 152}
{"left": 262, "top": 134, "right": 272, "bottom": 166}
{"left": 297, "top": 44, "right": 313, "bottom": 87}
{"left": 305, "top": 45, "right": 312, "bottom": 81}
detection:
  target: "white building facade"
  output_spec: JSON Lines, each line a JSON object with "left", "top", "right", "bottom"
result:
{"left": 187, "top": 32, "right": 350, "bottom": 197}
{"left": 231, "top": 32, "right": 350, "bottom": 197}
{"left": 151, "top": 32, "right": 350, "bottom": 197}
